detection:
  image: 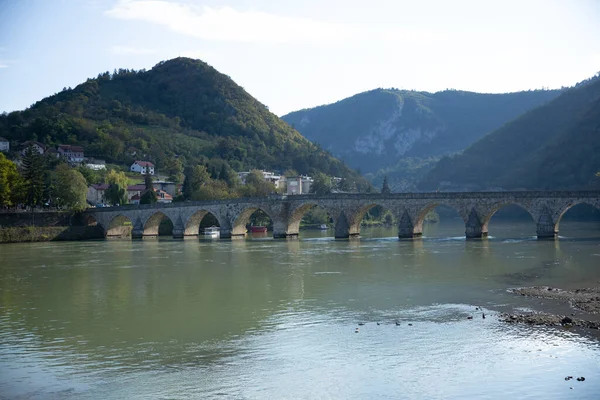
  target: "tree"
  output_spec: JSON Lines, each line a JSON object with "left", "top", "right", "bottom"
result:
{"left": 310, "top": 172, "right": 332, "bottom": 195}
{"left": 144, "top": 173, "right": 153, "bottom": 191}
{"left": 164, "top": 157, "right": 184, "bottom": 183}
{"left": 104, "top": 184, "right": 127, "bottom": 206}
{"left": 183, "top": 165, "right": 211, "bottom": 200}
{"left": 77, "top": 166, "right": 98, "bottom": 186}
{"left": 54, "top": 164, "right": 88, "bottom": 211}
{"left": 21, "top": 145, "right": 46, "bottom": 207}
{"left": 140, "top": 189, "right": 158, "bottom": 204}
{"left": 105, "top": 169, "right": 128, "bottom": 205}
{"left": 219, "top": 163, "right": 239, "bottom": 188}
{"left": 0, "top": 153, "right": 23, "bottom": 207}
{"left": 381, "top": 175, "right": 391, "bottom": 194}
{"left": 240, "top": 169, "right": 275, "bottom": 197}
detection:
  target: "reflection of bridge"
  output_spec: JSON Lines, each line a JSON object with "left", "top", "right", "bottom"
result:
{"left": 82, "top": 191, "right": 600, "bottom": 239}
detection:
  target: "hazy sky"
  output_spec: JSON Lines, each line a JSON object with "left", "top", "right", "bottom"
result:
{"left": 1, "top": 0, "right": 599, "bottom": 116}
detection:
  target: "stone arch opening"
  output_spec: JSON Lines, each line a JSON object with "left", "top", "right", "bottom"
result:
{"left": 285, "top": 203, "right": 337, "bottom": 238}
{"left": 411, "top": 203, "right": 464, "bottom": 238}
{"left": 185, "top": 210, "right": 222, "bottom": 236}
{"left": 232, "top": 207, "right": 274, "bottom": 237}
{"left": 350, "top": 203, "right": 396, "bottom": 238}
{"left": 106, "top": 215, "right": 133, "bottom": 238}
{"left": 483, "top": 203, "right": 536, "bottom": 239}
{"left": 144, "top": 212, "right": 174, "bottom": 237}
{"left": 556, "top": 202, "right": 600, "bottom": 237}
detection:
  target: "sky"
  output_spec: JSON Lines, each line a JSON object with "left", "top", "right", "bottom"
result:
{"left": 0, "top": 0, "right": 599, "bottom": 116}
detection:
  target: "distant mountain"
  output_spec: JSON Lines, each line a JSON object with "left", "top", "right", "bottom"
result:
{"left": 420, "top": 75, "right": 600, "bottom": 191}
{"left": 281, "top": 88, "right": 561, "bottom": 189}
{"left": 0, "top": 58, "right": 366, "bottom": 185}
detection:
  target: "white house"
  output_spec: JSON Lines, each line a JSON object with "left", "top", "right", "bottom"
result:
{"left": 0, "top": 137, "right": 9, "bottom": 152}
{"left": 85, "top": 158, "right": 106, "bottom": 170}
{"left": 130, "top": 161, "right": 155, "bottom": 175}
{"left": 21, "top": 141, "right": 46, "bottom": 156}
{"left": 86, "top": 184, "right": 109, "bottom": 205}
{"left": 57, "top": 144, "right": 85, "bottom": 163}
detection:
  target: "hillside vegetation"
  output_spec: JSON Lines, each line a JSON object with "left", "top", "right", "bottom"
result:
{"left": 420, "top": 75, "right": 600, "bottom": 190}
{"left": 0, "top": 57, "right": 366, "bottom": 185}
{"left": 282, "top": 88, "right": 561, "bottom": 189}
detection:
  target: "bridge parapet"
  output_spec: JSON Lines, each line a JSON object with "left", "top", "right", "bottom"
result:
{"left": 81, "top": 191, "right": 600, "bottom": 240}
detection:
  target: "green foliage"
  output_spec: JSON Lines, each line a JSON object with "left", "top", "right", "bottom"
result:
{"left": 0, "top": 58, "right": 366, "bottom": 187}
{"left": 21, "top": 145, "right": 46, "bottom": 207}
{"left": 0, "top": 153, "right": 23, "bottom": 206}
{"left": 420, "top": 74, "right": 600, "bottom": 190}
{"left": 239, "top": 170, "right": 275, "bottom": 197}
{"left": 310, "top": 172, "right": 333, "bottom": 195}
{"left": 144, "top": 173, "right": 153, "bottom": 191}
{"left": 183, "top": 165, "right": 211, "bottom": 200}
{"left": 53, "top": 164, "right": 88, "bottom": 211}
{"left": 140, "top": 189, "right": 158, "bottom": 204}
{"left": 282, "top": 88, "right": 562, "bottom": 175}
{"left": 105, "top": 170, "right": 128, "bottom": 205}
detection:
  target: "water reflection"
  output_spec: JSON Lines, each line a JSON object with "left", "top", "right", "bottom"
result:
{"left": 1, "top": 221, "right": 600, "bottom": 399}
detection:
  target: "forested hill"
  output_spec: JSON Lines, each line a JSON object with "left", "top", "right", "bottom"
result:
{"left": 281, "top": 88, "right": 561, "bottom": 180}
{"left": 0, "top": 57, "right": 365, "bottom": 183}
{"left": 420, "top": 74, "right": 600, "bottom": 191}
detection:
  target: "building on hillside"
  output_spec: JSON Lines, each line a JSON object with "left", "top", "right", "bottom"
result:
{"left": 130, "top": 188, "right": 173, "bottom": 205}
{"left": 127, "top": 184, "right": 146, "bottom": 201}
{"left": 0, "top": 137, "right": 9, "bottom": 152}
{"left": 153, "top": 180, "right": 178, "bottom": 197}
{"left": 21, "top": 141, "right": 46, "bottom": 156}
{"left": 87, "top": 184, "right": 109, "bottom": 205}
{"left": 57, "top": 144, "right": 85, "bottom": 163}
{"left": 282, "top": 175, "right": 314, "bottom": 195}
{"left": 130, "top": 161, "right": 155, "bottom": 175}
{"left": 156, "top": 189, "right": 173, "bottom": 204}
{"left": 85, "top": 158, "right": 106, "bottom": 170}
{"left": 237, "top": 170, "right": 283, "bottom": 188}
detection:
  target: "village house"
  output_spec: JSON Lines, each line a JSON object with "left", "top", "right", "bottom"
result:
{"left": 57, "top": 144, "right": 85, "bottom": 163}
{"left": 153, "top": 180, "right": 178, "bottom": 197}
{"left": 130, "top": 161, "right": 155, "bottom": 175}
{"left": 86, "top": 184, "right": 109, "bottom": 205}
{"left": 130, "top": 188, "right": 173, "bottom": 205}
{"left": 85, "top": 158, "right": 106, "bottom": 170}
{"left": 20, "top": 141, "right": 46, "bottom": 156}
{"left": 127, "top": 184, "right": 146, "bottom": 202}
{"left": 0, "top": 137, "right": 9, "bottom": 152}
{"left": 282, "top": 175, "right": 314, "bottom": 195}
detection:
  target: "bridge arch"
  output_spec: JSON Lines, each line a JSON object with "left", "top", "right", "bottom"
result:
{"left": 553, "top": 201, "right": 600, "bottom": 237}
{"left": 482, "top": 202, "right": 536, "bottom": 237}
{"left": 231, "top": 206, "right": 275, "bottom": 237}
{"left": 184, "top": 210, "right": 223, "bottom": 236}
{"left": 143, "top": 211, "right": 174, "bottom": 237}
{"left": 285, "top": 202, "right": 337, "bottom": 238}
{"left": 343, "top": 203, "right": 397, "bottom": 238}
{"left": 403, "top": 202, "right": 465, "bottom": 238}
{"left": 106, "top": 214, "right": 133, "bottom": 238}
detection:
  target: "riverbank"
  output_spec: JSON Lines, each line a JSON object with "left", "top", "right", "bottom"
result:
{"left": 0, "top": 226, "right": 104, "bottom": 243}
{"left": 500, "top": 286, "right": 600, "bottom": 331}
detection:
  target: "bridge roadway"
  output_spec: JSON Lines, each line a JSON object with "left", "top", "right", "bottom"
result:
{"left": 82, "top": 191, "right": 600, "bottom": 240}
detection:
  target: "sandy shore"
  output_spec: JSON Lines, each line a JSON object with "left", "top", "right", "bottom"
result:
{"left": 501, "top": 286, "right": 600, "bottom": 330}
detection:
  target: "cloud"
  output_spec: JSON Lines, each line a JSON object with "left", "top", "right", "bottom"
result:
{"left": 105, "top": 1, "right": 350, "bottom": 44}
{"left": 112, "top": 45, "right": 157, "bottom": 55}
{"left": 0, "top": 64, "right": 8, "bottom": 69}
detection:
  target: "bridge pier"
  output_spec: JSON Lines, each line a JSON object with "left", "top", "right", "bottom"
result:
{"left": 536, "top": 223, "right": 558, "bottom": 239}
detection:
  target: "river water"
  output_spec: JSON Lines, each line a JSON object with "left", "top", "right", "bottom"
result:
{"left": 1, "top": 219, "right": 600, "bottom": 399}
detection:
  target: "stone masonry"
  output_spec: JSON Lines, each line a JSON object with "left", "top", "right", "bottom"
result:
{"left": 82, "top": 191, "right": 600, "bottom": 240}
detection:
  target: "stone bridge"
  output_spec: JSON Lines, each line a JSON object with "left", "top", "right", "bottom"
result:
{"left": 81, "top": 191, "right": 600, "bottom": 240}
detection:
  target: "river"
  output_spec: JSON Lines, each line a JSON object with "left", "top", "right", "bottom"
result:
{"left": 1, "top": 219, "right": 600, "bottom": 399}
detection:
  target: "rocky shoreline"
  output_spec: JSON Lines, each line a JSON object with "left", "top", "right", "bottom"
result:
{"left": 501, "top": 286, "right": 600, "bottom": 330}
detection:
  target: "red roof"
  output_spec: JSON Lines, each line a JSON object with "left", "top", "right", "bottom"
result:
{"left": 127, "top": 184, "right": 146, "bottom": 191}
{"left": 134, "top": 161, "right": 154, "bottom": 167}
